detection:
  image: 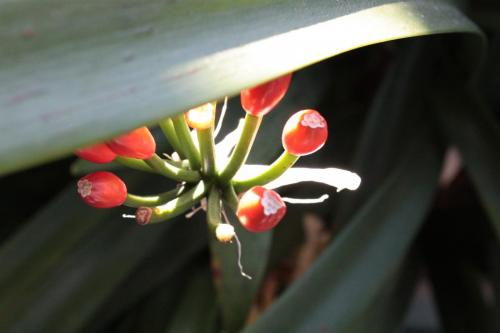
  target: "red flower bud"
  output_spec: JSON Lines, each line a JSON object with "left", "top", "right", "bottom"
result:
{"left": 107, "top": 127, "right": 156, "bottom": 159}
{"left": 236, "top": 186, "right": 286, "bottom": 232}
{"left": 77, "top": 171, "right": 127, "bottom": 208}
{"left": 75, "top": 143, "right": 117, "bottom": 164}
{"left": 240, "top": 73, "right": 292, "bottom": 117}
{"left": 282, "top": 109, "right": 328, "bottom": 156}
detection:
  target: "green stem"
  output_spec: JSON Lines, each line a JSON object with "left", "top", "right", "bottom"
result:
{"left": 136, "top": 181, "right": 210, "bottom": 225}
{"left": 124, "top": 185, "right": 187, "bottom": 208}
{"left": 159, "top": 118, "right": 187, "bottom": 159}
{"left": 171, "top": 114, "right": 202, "bottom": 170}
{"left": 197, "top": 127, "right": 217, "bottom": 178}
{"left": 222, "top": 184, "right": 239, "bottom": 213}
{"left": 218, "top": 113, "right": 262, "bottom": 183}
{"left": 115, "top": 156, "right": 156, "bottom": 173}
{"left": 232, "top": 151, "right": 299, "bottom": 193}
{"left": 207, "top": 186, "right": 222, "bottom": 232}
{"left": 145, "top": 154, "right": 200, "bottom": 183}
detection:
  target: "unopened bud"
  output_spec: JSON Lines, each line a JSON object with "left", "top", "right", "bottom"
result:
{"left": 215, "top": 224, "right": 235, "bottom": 243}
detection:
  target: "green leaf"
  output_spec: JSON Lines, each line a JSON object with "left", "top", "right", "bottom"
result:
{"left": 133, "top": 275, "right": 188, "bottom": 333}
{"left": 436, "top": 88, "right": 500, "bottom": 239}
{"left": 164, "top": 263, "right": 217, "bottom": 333}
{"left": 349, "top": 253, "right": 420, "bottom": 333}
{"left": 0, "top": 0, "right": 482, "bottom": 175}
{"left": 243, "top": 135, "right": 441, "bottom": 333}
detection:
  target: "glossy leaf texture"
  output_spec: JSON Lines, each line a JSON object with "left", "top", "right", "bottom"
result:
{"left": 0, "top": 0, "right": 482, "bottom": 175}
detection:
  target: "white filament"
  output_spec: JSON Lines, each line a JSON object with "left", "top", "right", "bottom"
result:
{"left": 214, "top": 96, "right": 228, "bottom": 139}
{"left": 221, "top": 208, "right": 252, "bottom": 280}
{"left": 282, "top": 194, "right": 329, "bottom": 204}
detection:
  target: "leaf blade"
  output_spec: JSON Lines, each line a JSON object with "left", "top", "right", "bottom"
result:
{"left": 0, "top": 0, "right": 483, "bottom": 174}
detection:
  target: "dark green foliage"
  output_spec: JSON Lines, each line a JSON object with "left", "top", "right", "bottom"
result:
{"left": 1, "top": 1, "right": 500, "bottom": 332}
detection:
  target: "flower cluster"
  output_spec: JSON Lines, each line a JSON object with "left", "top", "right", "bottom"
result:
{"left": 75, "top": 73, "right": 359, "bottom": 243}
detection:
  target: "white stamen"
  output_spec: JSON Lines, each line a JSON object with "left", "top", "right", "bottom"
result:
{"left": 221, "top": 208, "right": 252, "bottom": 280}
{"left": 282, "top": 194, "right": 329, "bottom": 204}
{"left": 261, "top": 190, "right": 283, "bottom": 216}
{"left": 234, "top": 233, "right": 252, "bottom": 280}
{"left": 301, "top": 112, "right": 326, "bottom": 128}
{"left": 185, "top": 206, "right": 202, "bottom": 218}
{"left": 185, "top": 198, "right": 208, "bottom": 218}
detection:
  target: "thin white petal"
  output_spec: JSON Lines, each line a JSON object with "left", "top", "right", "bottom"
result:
{"left": 235, "top": 165, "right": 361, "bottom": 191}
{"left": 215, "top": 118, "right": 244, "bottom": 168}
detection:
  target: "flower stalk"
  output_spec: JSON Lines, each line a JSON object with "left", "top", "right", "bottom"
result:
{"left": 218, "top": 113, "right": 262, "bottom": 183}
{"left": 197, "top": 127, "right": 217, "bottom": 178}
{"left": 231, "top": 151, "right": 299, "bottom": 192}
{"left": 171, "top": 114, "right": 202, "bottom": 170}
{"left": 159, "top": 118, "right": 187, "bottom": 159}
{"left": 135, "top": 181, "right": 210, "bottom": 225}
{"left": 145, "top": 154, "right": 200, "bottom": 183}
{"left": 124, "top": 185, "right": 187, "bottom": 208}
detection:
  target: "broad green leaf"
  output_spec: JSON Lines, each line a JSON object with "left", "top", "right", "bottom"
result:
{"left": 164, "top": 264, "right": 217, "bottom": 333}
{"left": 350, "top": 254, "right": 420, "bottom": 333}
{"left": 243, "top": 135, "right": 441, "bottom": 333}
{"left": 134, "top": 274, "right": 188, "bottom": 333}
{"left": 426, "top": 243, "right": 496, "bottom": 332}
{"left": 0, "top": 0, "right": 482, "bottom": 175}
{"left": 436, "top": 88, "right": 500, "bottom": 239}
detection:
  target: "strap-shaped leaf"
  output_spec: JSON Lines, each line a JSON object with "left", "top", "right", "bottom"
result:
{"left": 436, "top": 88, "right": 500, "bottom": 239}
{"left": 163, "top": 264, "right": 217, "bottom": 333}
{"left": 0, "top": 0, "right": 482, "bottom": 175}
{"left": 243, "top": 136, "right": 441, "bottom": 332}
{"left": 349, "top": 254, "right": 420, "bottom": 333}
